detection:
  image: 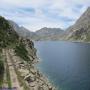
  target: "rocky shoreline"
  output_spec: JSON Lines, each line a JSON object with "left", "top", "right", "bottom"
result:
{"left": 8, "top": 48, "right": 56, "bottom": 90}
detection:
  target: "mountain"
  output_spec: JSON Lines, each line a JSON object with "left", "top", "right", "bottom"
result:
{"left": 62, "top": 7, "right": 90, "bottom": 42}
{"left": 36, "top": 27, "right": 63, "bottom": 36}
{"left": 7, "top": 7, "right": 90, "bottom": 41}
{"left": 8, "top": 21, "right": 64, "bottom": 40}
{"left": 8, "top": 20, "right": 36, "bottom": 39}
{"left": 19, "top": 26, "right": 36, "bottom": 39}
{"left": 0, "top": 16, "right": 55, "bottom": 90}
{"left": 34, "top": 27, "right": 64, "bottom": 40}
{"left": 0, "top": 16, "right": 19, "bottom": 48}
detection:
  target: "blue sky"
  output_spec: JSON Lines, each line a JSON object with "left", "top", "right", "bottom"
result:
{"left": 0, "top": 0, "right": 90, "bottom": 31}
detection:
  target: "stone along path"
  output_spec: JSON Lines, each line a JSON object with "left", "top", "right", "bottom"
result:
{"left": 5, "top": 49, "right": 23, "bottom": 90}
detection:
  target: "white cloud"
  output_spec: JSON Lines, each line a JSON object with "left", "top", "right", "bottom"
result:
{"left": 0, "top": 0, "right": 90, "bottom": 31}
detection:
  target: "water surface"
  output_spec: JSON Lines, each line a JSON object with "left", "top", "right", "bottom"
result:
{"left": 34, "top": 41, "right": 90, "bottom": 90}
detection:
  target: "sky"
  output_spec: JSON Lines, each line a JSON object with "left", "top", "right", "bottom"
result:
{"left": 0, "top": 0, "right": 90, "bottom": 31}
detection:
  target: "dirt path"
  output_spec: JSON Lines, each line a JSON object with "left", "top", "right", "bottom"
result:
{"left": 2, "top": 49, "right": 8, "bottom": 88}
{"left": 5, "top": 49, "right": 23, "bottom": 90}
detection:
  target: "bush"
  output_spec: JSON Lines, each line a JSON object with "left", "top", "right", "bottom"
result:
{"left": 0, "top": 60, "right": 4, "bottom": 76}
{"left": 0, "top": 57, "right": 4, "bottom": 87}
{"left": 15, "top": 43, "right": 30, "bottom": 62}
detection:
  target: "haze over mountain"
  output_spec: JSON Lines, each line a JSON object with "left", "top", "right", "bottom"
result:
{"left": 7, "top": 7, "right": 90, "bottom": 41}
{"left": 35, "top": 27, "right": 64, "bottom": 40}
{"left": 8, "top": 20, "right": 64, "bottom": 40}
{"left": 1, "top": 0, "right": 90, "bottom": 31}
{"left": 9, "top": 20, "right": 36, "bottom": 39}
{"left": 34, "top": 7, "right": 90, "bottom": 41}
{"left": 36, "top": 27, "right": 63, "bottom": 36}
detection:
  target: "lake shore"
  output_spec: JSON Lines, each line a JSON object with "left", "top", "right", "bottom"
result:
{"left": 34, "top": 41, "right": 90, "bottom": 90}
{"left": 33, "top": 57, "right": 57, "bottom": 90}
{"left": 62, "top": 40, "right": 90, "bottom": 44}
{"left": 35, "top": 40, "right": 90, "bottom": 44}
{"left": 9, "top": 49, "right": 56, "bottom": 90}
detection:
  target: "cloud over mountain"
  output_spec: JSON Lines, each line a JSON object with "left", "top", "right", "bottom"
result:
{"left": 0, "top": 0, "right": 90, "bottom": 31}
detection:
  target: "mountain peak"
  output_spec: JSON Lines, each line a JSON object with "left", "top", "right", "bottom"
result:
{"left": 84, "top": 7, "right": 90, "bottom": 15}
{"left": 74, "top": 7, "right": 90, "bottom": 26}
{"left": 63, "top": 7, "right": 90, "bottom": 41}
{"left": 87, "top": 7, "right": 90, "bottom": 10}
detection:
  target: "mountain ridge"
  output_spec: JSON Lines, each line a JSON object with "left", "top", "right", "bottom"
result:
{"left": 60, "top": 7, "right": 90, "bottom": 42}
{"left": 7, "top": 7, "right": 90, "bottom": 41}
{"left": 8, "top": 20, "right": 64, "bottom": 40}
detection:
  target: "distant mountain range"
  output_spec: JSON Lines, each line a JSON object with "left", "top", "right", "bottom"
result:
{"left": 8, "top": 20, "right": 36, "bottom": 39}
{"left": 35, "top": 27, "right": 64, "bottom": 40}
{"left": 8, "top": 7, "right": 90, "bottom": 42}
{"left": 8, "top": 20, "right": 64, "bottom": 40}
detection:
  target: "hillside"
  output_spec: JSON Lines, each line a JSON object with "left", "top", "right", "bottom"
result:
{"left": 0, "top": 16, "right": 55, "bottom": 90}
{"left": 34, "top": 27, "right": 64, "bottom": 40}
{"left": 0, "top": 16, "right": 19, "bottom": 87}
{"left": 62, "top": 7, "right": 90, "bottom": 42}
{"left": 0, "top": 16, "right": 19, "bottom": 48}
{"left": 9, "top": 20, "right": 36, "bottom": 39}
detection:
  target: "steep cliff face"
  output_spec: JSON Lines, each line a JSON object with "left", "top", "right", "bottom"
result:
{"left": 62, "top": 7, "right": 90, "bottom": 41}
{"left": 15, "top": 38, "right": 37, "bottom": 62}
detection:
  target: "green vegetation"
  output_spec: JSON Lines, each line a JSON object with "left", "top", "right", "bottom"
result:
{"left": 15, "top": 41, "right": 32, "bottom": 73}
{"left": 0, "top": 52, "right": 4, "bottom": 87}
{"left": 0, "top": 16, "right": 35, "bottom": 89}
{"left": 0, "top": 16, "right": 19, "bottom": 88}
{"left": 0, "top": 16, "right": 19, "bottom": 48}
{"left": 0, "top": 60, "right": 4, "bottom": 87}
{"left": 15, "top": 42, "right": 30, "bottom": 62}
{"left": 85, "top": 33, "right": 90, "bottom": 41}
{"left": 0, "top": 16, "right": 18, "bottom": 87}
{"left": 0, "top": 60, "right": 4, "bottom": 75}
{"left": 0, "top": 16, "right": 37, "bottom": 90}
{"left": 9, "top": 51, "right": 30, "bottom": 90}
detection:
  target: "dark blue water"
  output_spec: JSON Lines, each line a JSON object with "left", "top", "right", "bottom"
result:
{"left": 34, "top": 41, "right": 90, "bottom": 90}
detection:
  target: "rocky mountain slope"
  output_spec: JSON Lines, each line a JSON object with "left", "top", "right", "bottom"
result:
{"left": 62, "top": 7, "right": 90, "bottom": 42}
{"left": 9, "top": 20, "right": 36, "bottom": 39}
{"left": 0, "top": 16, "right": 55, "bottom": 90}
{"left": 35, "top": 27, "right": 64, "bottom": 40}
